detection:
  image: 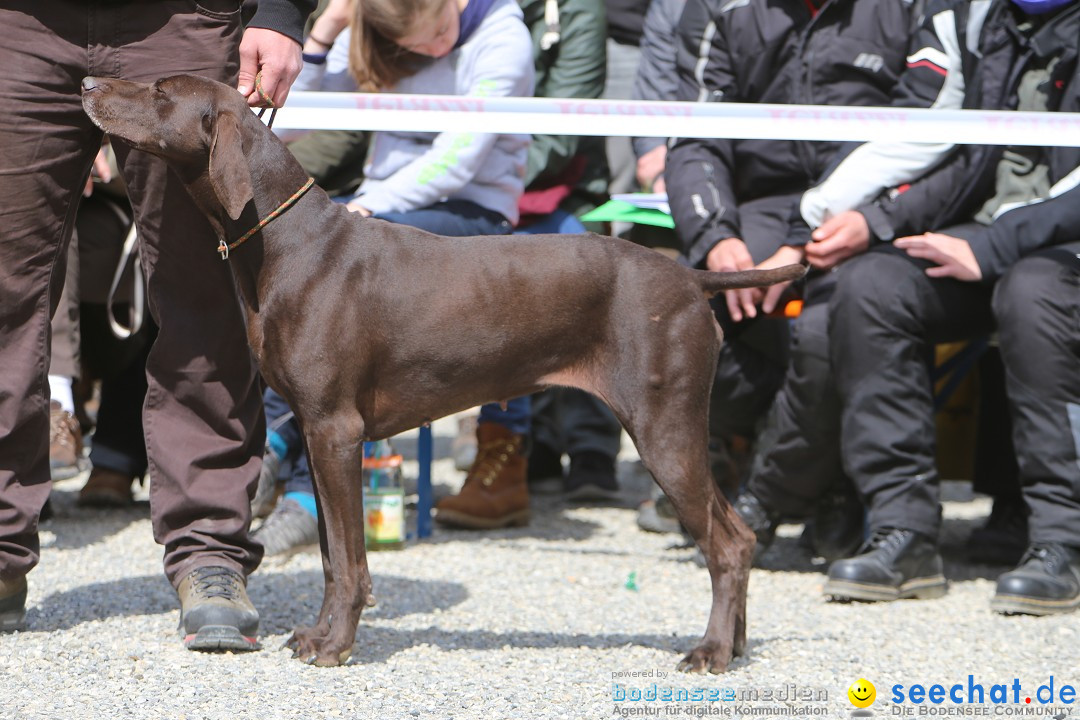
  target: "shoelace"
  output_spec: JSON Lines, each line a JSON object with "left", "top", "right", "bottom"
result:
{"left": 861, "top": 527, "right": 911, "bottom": 554}
{"left": 190, "top": 567, "right": 242, "bottom": 600}
{"left": 1018, "top": 543, "right": 1062, "bottom": 572}
{"left": 465, "top": 437, "right": 520, "bottom": 487}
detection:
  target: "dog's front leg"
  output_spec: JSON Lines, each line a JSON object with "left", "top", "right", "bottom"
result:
{"left": 286, "top": 414, "right": 371, "bottom": 666}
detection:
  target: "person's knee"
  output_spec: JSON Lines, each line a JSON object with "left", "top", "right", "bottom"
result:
{"left": 992, "top": 254, "right": 1061, "bottom": 337}
{"left": 830, "top": 249, "right": 924, "bottom": 331}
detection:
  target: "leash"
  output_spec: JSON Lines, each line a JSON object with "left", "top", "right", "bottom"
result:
{"left": 254, "top": 71, "right": 279, "bottom": 129}
{"left": 217, "top": 177, "right": 315, "bottom": 259}
{"left": 216, "top": 71, "right": 309, "bottom": 259}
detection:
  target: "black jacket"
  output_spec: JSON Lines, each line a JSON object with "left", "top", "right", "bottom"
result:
{"left": 665, "top": 0, "right": 921, "bottom": 267}
{"left": 806, "top": 0, "right": 1080, "bottom": 281}
{"left": 247, "top": 0, "right": 316, "bottom": 44}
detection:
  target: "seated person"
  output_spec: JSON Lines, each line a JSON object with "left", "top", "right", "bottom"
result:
{"left": 663, "top": 0, "right": 923, "bottom": 506}
{"left": 764, "top": 0, "right": 1080, "bottom": 611}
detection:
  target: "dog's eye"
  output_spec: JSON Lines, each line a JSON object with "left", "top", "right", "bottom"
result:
{"left": 202, "top": 110, "right": 213, "bottom": 132}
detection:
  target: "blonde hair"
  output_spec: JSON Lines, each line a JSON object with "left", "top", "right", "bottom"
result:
{"left": 349, "top": 0, "right": 447, "bottom": 91}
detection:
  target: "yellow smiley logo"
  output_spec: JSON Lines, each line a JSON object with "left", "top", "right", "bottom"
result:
{"left": 848, "top": 678, "right": 876, "bottom": 708}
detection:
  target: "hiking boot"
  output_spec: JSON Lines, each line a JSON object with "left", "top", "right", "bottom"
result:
{"left": 177, "top": 566, "right": 259, "bottom": 651}
{"left": 435, "top": 422, "right": 529, "bottom": 529}
{"left": 732, "top": 492, "right": 779, "bottom": 561}
{"left": 637, "top": 489, "right": 682, "bottom": 534}
{"left": 991, "top": 542, "right": 1080, "bottom": 616}
{"left": 967, "top": 498, "right": 1028, "bottom": 566}
{"left": 77, "top": 467, "right": 136, "bottom": 507}
{"left": 808, "top": 483, "right": 865, "bottom": 562}
{"left": 825, "top": 527, "right": 947, "bottom": 602}
{"left": 0, "top": 575, "right": 28, "bottom": 633}
{"left": 564, "top": 451, "right": 619, "bottom": 502}
{"left": 252, "top": 497, "right": 319, "bottom": 556}
{"left": 527, "top": 441, "right": 564, "bottom": 495}
{"left": 251, "top": 444, "right": 282, "bottom": 519}
{"left": 451, "top": 414, "right": 479, "bottom": 472}
{"left": 49, "top": 401, "right": 83, "bottom": 480}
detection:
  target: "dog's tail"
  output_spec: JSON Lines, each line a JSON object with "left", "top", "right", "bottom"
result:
{"left": 693, "top": 263, "right": 808, "bottom": 298}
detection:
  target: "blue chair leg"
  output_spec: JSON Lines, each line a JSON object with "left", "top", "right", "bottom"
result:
{"left": 417, "top": 424, "right": 433, "bottom": 538}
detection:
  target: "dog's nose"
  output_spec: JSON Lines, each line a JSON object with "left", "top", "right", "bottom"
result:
{"left": 82, "top": 77, "right": 99, "bottom": 92}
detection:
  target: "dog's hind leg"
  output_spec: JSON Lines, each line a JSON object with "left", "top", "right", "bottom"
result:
{"left": 609, "top": 350, "right": 754, "bottom": 673}
{"left": 284, "top": 411, "right": 371, "bottom": 667}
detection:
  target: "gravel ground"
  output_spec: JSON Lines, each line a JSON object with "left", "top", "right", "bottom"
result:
{"left": 2, "top": 414, "right": 1077, "bottom": 720}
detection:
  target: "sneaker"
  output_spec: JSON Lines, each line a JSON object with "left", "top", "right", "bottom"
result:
{"left": 824, "top": 527, "right": 947, "bottom": 602}
{"left": 991, "top": 542, "right": 1080, "bottom": 616}
{"left": 451, "top": 414, "right": 479, "bottom": 472}
{"left": 49, "top": 401, "right": 83, "bottom": 480}
{"left": 527, "top": 441, "right": 564, "bottom": 495}
{"left": 251, "top": 445, "right": 282, "bottom": 519}
{"left": 252, "top": 497, "right": 319, "bottom": 556}
{"left": 563, "top": 450, "right": 619, "bottom": 502}
{"left": 177, "top": 566, "right": 259, "bottom": 651}
{"left": 967, "top": 498, "right": 1028, "bottom": 566}
{"left": 636, "top": 490, "right": 682, "bottom": 534}
{"left": 732, "top": 492, "right": 779, "bottom": 561}
{"left": 0, "top": 575, "right": 28, "bottom": 633}
{"left": 77, "top": 467, "right": 136, "bottom": 507}
{"left": 808, "top": 483, "right": 865, "bottom": 562}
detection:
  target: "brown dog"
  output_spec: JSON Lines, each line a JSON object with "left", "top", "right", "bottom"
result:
{"left": 82, "top": 74, "right": 805, "bottom": 671}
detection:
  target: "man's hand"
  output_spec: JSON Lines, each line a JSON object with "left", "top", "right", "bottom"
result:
{"left": 806, "top": 210, "right": 870, "bottom": 270}
{"left": 759, "top": 245, "right": 807, "bottom": 315}
{"left": 83, "top": 147, "right": 112, "bottom": 197}
{"left": 706, "top": 237, "right": 758, "bottom": 322}
{"left": 345, "top": 202, "right": 372, "bottom": 217}
{"left": 237, "top": 28, "right": 303, "bottom": 108}
{"left": 635, "top": 145, "right": 667, "bottom": 193}
{"left": 895, "top": 232, "right": 983, "bottom": 281}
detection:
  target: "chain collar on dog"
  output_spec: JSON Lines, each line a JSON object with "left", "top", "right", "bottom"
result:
{"left": 218, "top": 177, "right": 315, "bottom": 259}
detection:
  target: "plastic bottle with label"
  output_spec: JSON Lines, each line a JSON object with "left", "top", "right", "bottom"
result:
{"left": 362, "top": 440, "right": 405, "bottom": 550}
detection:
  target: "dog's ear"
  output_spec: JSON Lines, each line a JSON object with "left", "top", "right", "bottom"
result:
{"left": 208, "top": 111, "right": 254, "bottom": 220}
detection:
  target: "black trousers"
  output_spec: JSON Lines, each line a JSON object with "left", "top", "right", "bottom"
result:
{"left": 708, "top": 193, "right": 801, "bottom": 439}
{"left": 828, "top": 238, "right": 1080, "bottom": 545}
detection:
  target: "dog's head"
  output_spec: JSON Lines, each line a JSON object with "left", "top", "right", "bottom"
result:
{"left": 82, "top": 74, "right": 255, "bottom": 220}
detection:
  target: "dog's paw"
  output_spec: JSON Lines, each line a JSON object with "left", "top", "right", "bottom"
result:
{"left": 677, "top": 643, "right": 733, "bottom": 674}
{"left": 286, "top": 624, "right": 353, "bottom": 666}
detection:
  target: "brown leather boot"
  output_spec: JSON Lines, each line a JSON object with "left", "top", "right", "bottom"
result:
{"left": 435, "top": 422, "right": 529, "bottom": 529}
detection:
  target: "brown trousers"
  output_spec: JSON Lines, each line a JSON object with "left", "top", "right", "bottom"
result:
{"left": 0, "top": 0, "right": 265, "bottom": 587}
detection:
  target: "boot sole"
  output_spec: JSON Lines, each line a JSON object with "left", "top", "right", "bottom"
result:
{"left": 183, "top": 625, "right": 259, "bottom": 652}
{"left": 77, "top": 491, "right": 133, "bottom": 508}
{"left": 0, "top": 611, "right": 26, "bottom": 633}
{"left": 434, "top": 508, "right": 530, "bottom": 529}
{"left": 527, "top": 476, "right": 564, "bottom": 496}
{"left": 564, "top": 485, "right": 620, "bottom": 503}
{"left": 825, "top": 574, "right": 948, "bottom": 602}
{"left": 991, "top": 593, "right": 1080, "bottom": 616}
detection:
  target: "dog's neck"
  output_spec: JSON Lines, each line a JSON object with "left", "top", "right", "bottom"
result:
{"left": 186, "top": 128, "right": 313, "bottom": 314}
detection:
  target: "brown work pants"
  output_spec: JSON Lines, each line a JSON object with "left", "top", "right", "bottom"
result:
{"left": 0, "top": 0, "right": 264, "bottom": 587}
